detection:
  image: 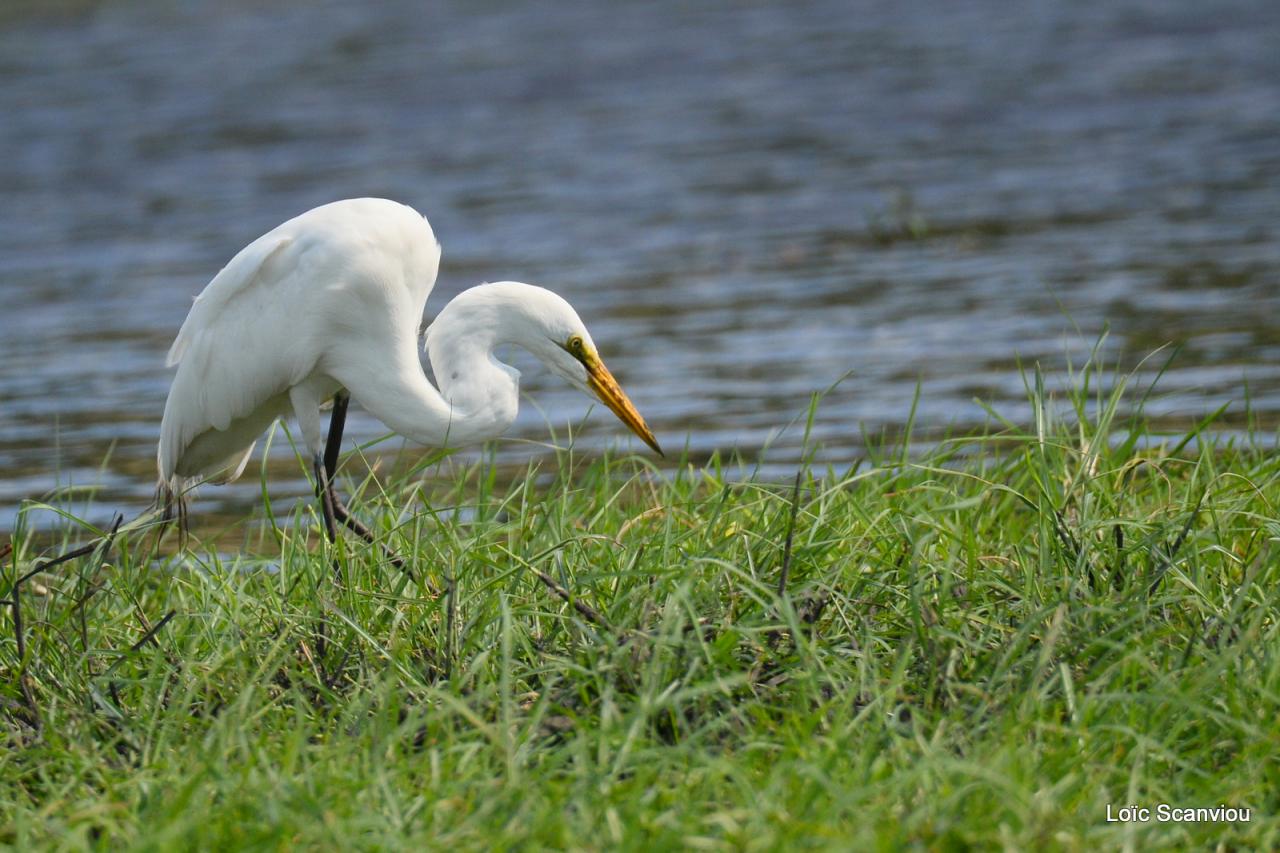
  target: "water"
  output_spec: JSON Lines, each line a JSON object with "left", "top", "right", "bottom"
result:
{"left": 2, "top": 0, "right": 1278, "bottom": 530}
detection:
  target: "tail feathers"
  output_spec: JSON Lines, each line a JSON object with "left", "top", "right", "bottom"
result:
{"left": 153, "top": 442, "right": 255, "bottom": 545}
{"left": 156, "top": 481, "right": 190, "bottom": 547}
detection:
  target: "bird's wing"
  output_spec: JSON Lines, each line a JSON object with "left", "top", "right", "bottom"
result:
{"left": 159, "top": 233, "right": 328, "bottom": 482}
{"left": 167, "top": 233, "right": 296, "bottom": 367}
{"left": 158, "top": 198, "right": 443, "bottom": 486}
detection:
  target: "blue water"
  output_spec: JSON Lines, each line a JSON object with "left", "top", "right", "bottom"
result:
{"left": 1, "top": 0, "right": 1278, "bottom": 529}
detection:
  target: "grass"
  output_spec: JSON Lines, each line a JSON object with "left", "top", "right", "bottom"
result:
{"left": 2, "top": 355, "right": 1278, "bottom": 850}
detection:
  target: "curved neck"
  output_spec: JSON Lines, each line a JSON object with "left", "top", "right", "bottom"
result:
{"left": 336, "top": 294, "right": 521, "bottom": 450}
{"left": 425, "top": 321, "right": 521, "bottom": 445}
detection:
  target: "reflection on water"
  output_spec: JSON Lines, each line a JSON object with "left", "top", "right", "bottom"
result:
{"left": 1, "top": 0, "right": 1278, "bottom": 529}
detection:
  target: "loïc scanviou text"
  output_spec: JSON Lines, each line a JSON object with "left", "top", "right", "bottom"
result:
{"left": 1106, "top": 804, "right": 1251, "bottom": 823}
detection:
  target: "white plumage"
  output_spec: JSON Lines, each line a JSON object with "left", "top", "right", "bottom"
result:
{"left": 158, "top": 197, "right": 659, "bottom": 507}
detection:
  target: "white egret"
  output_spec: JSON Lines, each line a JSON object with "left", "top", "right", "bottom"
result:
{"left": 158, "top": 197, "right": 661, "bottom": 545}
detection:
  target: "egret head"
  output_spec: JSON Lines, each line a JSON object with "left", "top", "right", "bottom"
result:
{"left": 530, "top": 294, "right": 663, "bottom": 457}
{"left": 548, "top": 329, "right": 663, "bottom": 456}
{"left": 432, "top": 281, "right": 663, "bottom": 455}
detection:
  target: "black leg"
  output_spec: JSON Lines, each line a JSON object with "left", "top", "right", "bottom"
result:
{"left": 316, "top": 390, "right": 349, "bottom": 550}
{"left": 323, "top": 392, "right": 350, "bottom": 486}
{"left": 316, "top": 392, "right": 421, "bottom": 584}
{"left": 316, "top": 391, "right": 350, "bottom": 548}
{"left": 313, "top": 453, "right": 339, "bottom": 546}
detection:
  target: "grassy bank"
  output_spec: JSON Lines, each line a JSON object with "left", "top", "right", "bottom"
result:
{"left": 3, "top": 364, "right": 1278, "bottom": 850}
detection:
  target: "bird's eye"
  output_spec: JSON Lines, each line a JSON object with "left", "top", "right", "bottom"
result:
{"left": 567, "top": 335, "right": 584, "bottom": 354}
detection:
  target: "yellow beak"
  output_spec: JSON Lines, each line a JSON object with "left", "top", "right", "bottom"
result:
{"left": 584, "top": 355, "right": 663, "bottom": 456}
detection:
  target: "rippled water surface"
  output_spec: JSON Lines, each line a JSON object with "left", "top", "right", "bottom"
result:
{"left": 2, "top": 0, "right": 1278, "bottom": 528}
